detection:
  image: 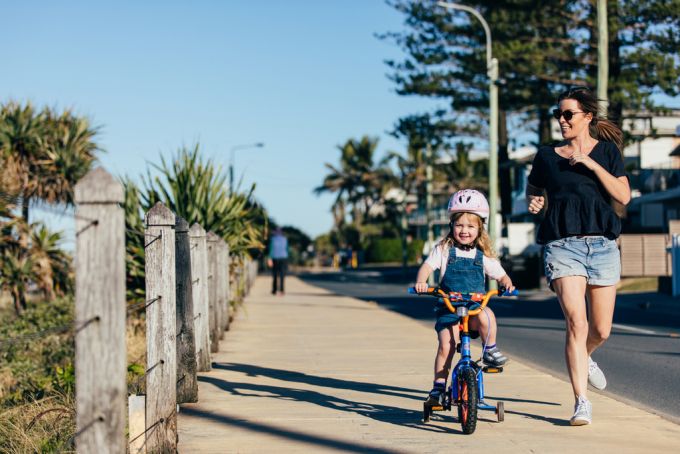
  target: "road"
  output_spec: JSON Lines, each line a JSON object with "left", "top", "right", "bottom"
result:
{"left": 298, "top": 267, "right": 680, "bottom": 423}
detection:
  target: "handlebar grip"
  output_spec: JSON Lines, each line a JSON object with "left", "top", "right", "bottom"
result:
{"left": 407, "top": 287, "right": 438, "bottom": 294}
{"left": 499, "top": 288, "right": 519, "bottom": 296}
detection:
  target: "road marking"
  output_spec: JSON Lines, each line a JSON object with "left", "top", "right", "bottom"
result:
{"left": 611, "top": 323, "right": 659, "bottom": 335}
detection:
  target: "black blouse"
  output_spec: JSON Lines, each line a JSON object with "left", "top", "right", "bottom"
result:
{"left": 527, "top": 141, "right": 627, "bottom": 244}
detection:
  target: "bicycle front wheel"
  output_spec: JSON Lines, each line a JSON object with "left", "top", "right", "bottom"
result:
{"left": 457, "top": 367, "right": 478, "bottom": 434}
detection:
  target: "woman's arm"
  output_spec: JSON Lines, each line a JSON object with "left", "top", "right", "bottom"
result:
{"left": 569, "top": 151, "right": 631, "bottom": 205}
{"left": 526, "top": 183, "right": 546, "bottom": 214}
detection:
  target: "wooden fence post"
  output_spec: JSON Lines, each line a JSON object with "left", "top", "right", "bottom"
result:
{"left": 206, "top": 232, "right": 220, "bottom": 352}
{"left": 189, "top": 223, "right": 211, "bottom": 371}
{"left": 175, "top": 216, "right": 198, "bottom": 403}
{"left": 74, "top": 167, "right": 126, "bottom": 454}
{"left": 218, "top": 239, "right": 230, "bottom": 332}
{"left": 144, "top": 202, "right": 177, "bottom": 452}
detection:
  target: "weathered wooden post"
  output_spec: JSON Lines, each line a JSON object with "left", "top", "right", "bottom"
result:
{"left": 144, "top": 202, "right": 177, "bottom": 452}
{"left": 74, "top": 167, "right": 126, "bottom": 453}
{"left": 206, "top": 232, "right": 220, "bottom": 353}
{"left": 175, "top": 216, "right": 198, "bottom": 403}
{"left": 218, "top": 239, "right": 231, "bottom": 332}
{"left": 189, "top": 223, "right": 211, "bottom": 371}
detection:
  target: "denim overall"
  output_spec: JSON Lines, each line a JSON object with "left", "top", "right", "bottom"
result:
{"left": 434, "top": 248, "right": 485, "bottom": 332}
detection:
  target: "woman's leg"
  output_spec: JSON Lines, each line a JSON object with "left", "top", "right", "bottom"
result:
{"left": 552, "top": 276, "right": 589, "bottom": 399}
{"left": 586, "top": 285, "right": 616, "bottom": 355}
{"left": 434, "top": 325, "right": 456, "bottom": 381}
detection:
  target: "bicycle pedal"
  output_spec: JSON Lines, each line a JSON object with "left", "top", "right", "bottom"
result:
{"left": 482, "top": 366, "right": 504, "bottom": 373}
{"left": 430, "top": 405, "right": 444, "bottom": 411}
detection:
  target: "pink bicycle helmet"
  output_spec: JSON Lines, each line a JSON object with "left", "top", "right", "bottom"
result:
{"left": 447, "top": 189, "right": 490, "bottom": 220}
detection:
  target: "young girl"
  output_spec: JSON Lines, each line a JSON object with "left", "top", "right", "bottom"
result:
{"left": 415, "top": 189, "right": 514, "bottom": 405}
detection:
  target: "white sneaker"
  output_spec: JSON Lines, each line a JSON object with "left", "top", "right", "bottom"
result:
{"left": 588, "top": 357, "right": 607, "bottom": 390}
{"left": 570, "top": 396, "right": 592, "bottom": 426}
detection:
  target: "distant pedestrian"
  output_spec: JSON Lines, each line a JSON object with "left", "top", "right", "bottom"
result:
{"left": 267, "top": 227, "right": 289, "bottom": 295}
{"left": 526, "top": 86, "right": 630, "bottom": 425}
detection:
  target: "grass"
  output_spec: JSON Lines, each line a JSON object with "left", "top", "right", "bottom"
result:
{"left": 0, "top": 294, "right": 149, "bottom": 452}
{"left": 617, "top": 277, "right": 659, "bottom": 293}
{"left": 0, "top": 393, "right": 75, "bottom": 453}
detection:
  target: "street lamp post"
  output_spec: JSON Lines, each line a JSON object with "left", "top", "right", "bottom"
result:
{"left": 437, "top": 2, "right": 500, "bottom": 251}
{"left": 229, "top": 142, "right": 264, "bottom": 193}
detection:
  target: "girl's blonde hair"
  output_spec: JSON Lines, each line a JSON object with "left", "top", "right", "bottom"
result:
{"left": 439, "top": 212, "right": 496, "bottom": 258}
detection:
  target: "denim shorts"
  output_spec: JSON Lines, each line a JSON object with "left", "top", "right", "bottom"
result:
{"left": 543, "top": 236, "right": 621, "bottom": 288}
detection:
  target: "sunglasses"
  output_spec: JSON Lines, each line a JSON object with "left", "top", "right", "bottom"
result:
{"left": 552, "top": 109, "right": 585, "bottom": 121}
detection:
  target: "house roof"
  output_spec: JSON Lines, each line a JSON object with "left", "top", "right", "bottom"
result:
{"left": 628, "top": 186, "right": 680, "bottom": 206}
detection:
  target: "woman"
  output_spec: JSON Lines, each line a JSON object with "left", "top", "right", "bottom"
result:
{"left": 526, "top": 87, "right": 630, "bottom": 426}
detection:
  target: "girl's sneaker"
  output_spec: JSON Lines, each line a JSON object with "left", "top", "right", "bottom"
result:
{"left": 426, "top": 383, "right": 446, "bottom": 405}
{"left": 482, "top": 346, "right": 508, "bottom": 367}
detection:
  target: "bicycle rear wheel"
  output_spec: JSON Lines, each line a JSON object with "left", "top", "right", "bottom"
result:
{"left": 457, "top": 367, "right": 478, "bottom": 434}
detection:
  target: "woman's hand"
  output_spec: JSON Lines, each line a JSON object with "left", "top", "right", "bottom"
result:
{"left": 498, "top": 275, "right": 515, "bottom": 293}
{"left": 569, "top": 149, "right": 597, "bottom": 170}
{"left": 267, "top": 258, "right": 273, "bottom": 268}
{"left": 415, "top": 282, "right": 429, "bottom": 293}
{"left": 527, "top": 195, "right": 545, "bottom": 214}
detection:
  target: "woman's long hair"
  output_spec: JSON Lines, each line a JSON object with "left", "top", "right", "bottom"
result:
{"left": 439, "top": 212, "right": 496, "bottom": 258}
{"left": 557, "top": 86, "right": 626, "bottom": 216}
{"left": 557, "top": 86, "right": 624, "bottom": 152}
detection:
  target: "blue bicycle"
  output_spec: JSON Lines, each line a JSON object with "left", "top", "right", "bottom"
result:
{"left": 408, "top": 287, "right": 518, "bottom": 434}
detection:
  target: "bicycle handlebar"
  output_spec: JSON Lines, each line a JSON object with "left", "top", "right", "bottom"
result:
{"left": 407, "top": 287, "right": 518, "bottom": 316}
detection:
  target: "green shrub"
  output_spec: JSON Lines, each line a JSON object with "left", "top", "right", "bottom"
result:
{"left": 0, "top": 297, "right": 74, "bottom": 406}
{"left": 365, "top": 238, "right": 426, "bottom": 264}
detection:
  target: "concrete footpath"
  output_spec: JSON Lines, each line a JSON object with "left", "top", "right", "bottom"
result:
{"left": 177, "top": 276, "right": 680, "bottom": 453}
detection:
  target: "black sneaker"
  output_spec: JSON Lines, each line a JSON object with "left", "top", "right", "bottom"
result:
{"left": 425, "top": 384, "right": 446, "bottom": 405}
{"left": 482, "top": 346, "right": 508, "bottom": 367}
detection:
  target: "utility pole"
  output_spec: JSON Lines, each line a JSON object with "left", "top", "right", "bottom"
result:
{"left": 597, "top": 0, "right": 609, "bottom": 114}
{"left": 438, "top": 2, "right": 500, "bottom": 252}
{"left": 426, "top": 143, "right": 435, "bottom": 286}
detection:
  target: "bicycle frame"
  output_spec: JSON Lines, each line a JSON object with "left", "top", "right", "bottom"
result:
{"left": 408, "top": 286, "right": 516, "bottom": 429}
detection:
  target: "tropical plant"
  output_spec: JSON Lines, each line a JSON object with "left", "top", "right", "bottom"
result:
{"left": 0, "top": 101, "right": 100, "bottom": 223}
{"left": 141, "top": 144, "right": 266, "bottom": 254}
{"left": 121, "top": 144, "right": 267, "bottom": 304}
{"left": 314, "top": 136, "right": 394, "bottom": 236}
{"left": 0, "top": 248, "right": 35, "bottom": 316}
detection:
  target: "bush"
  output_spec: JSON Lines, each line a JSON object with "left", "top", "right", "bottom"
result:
{"left": 365, "top": 238, "right": 426, "bottom": 264}
{"left": 0, "top": 297, "right": 74, "bottom": 406}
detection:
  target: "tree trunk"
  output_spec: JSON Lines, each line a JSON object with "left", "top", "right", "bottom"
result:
{"left": 498, "top": 109, "right": 512, "bottom": 220}
{"left": 537, "top": 81, "right": 554, "bottom": 145}
{"left": 21, "top": 193, "right": 29, "bottom": 223}
{"left": 607, "top": 0, "right": 622, "bottom": 126}
{"left": 12, "top": 288, "right": 26, "bottom": 316}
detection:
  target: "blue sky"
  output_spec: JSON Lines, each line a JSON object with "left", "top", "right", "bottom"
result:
{"left": 2, "top": 0, "right": 442, "bottom": 238}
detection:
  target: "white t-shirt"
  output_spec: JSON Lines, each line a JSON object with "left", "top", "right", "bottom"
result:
{"left": 425, "top": 243, "right": 507, "bottom": 282}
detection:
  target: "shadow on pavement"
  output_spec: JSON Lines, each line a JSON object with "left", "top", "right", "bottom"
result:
{"left": 198, "top": 375, "right": 440, "bottom": 433}
{"left": 212, "top": 362, "right": 422, "bottom": 401}
{"left": 181, "top": 406, "right": 410, "bottom": 453}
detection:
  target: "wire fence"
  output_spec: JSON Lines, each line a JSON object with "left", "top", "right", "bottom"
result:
{"left": 1, "top": 171, "right": 258, "bottom": 452}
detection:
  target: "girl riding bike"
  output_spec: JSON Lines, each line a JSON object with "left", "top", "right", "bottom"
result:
{"left": 415, "top": 189, "right": 515, "bottom": 405}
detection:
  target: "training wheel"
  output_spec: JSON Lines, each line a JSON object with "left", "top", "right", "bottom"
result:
{"left": 423, "top": 403, "right": 432, "bottom": 423}
{"left": 496, "top": 401, "right": 504, "bottom": 422}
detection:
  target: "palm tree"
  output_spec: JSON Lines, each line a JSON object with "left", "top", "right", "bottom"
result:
{"left": 314, "top": 136, "right": 388, "bottom": 232}
{"left": 0, "top": 101, "right": 45, "bottom": 221}
{"left": 0, "top": 248, "right": 35, "bottom": 316}
{"left": 30, "top": 223, "right": 73, "bottom": 300}
{"left": 0, "top": 102, "right": 100, "bottom": 222}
